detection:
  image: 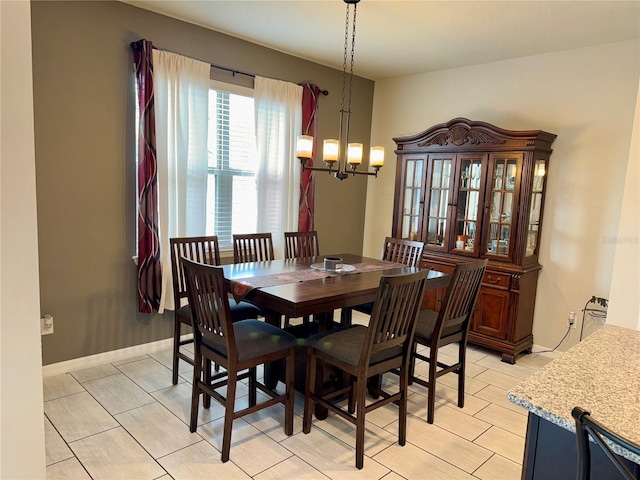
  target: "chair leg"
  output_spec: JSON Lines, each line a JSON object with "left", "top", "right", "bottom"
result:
{"left": 248, "top": 366, "right": 257, "bottom": 407}
{"left": 398, "top": 364, "right": 408, "bottom": 446}
{"left": 408, "top": 341, "right": 417, "bottom": 386}
{"left": 302, "top": 347, "right": 316, "bottom": 434}
{"left": 172, "top": 320, "right": 181, "bottom": 385}
{"left": 221, "top": 369, "right": 237, "bottom": 463}
{"left": 203, "top": 359, "right": 211, "bottom": 409}
{"left": 355, "top": 376, "right": 367, "bottom": 470}
{"left": 189, "top": 350, "right": 202, "bottom": 432}
{"left": 427, "top": 347, "right": 438, "bottom": 424}
{"left": 458, "top": 343, "right": 466, "bottom": 409}
{"left": 284, "top": 350, "right": 294, "bottom": 436}
{"left": 348, "top": 375, "right": 356, "bottom": 414}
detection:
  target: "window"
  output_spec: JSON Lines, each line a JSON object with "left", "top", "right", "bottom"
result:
{"left": 206, "top": 81, "right": 258, "bottom": 248}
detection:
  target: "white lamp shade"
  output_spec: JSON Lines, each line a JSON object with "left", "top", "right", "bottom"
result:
{"left": 323, "top": 139, "right": 339, "bottom": 163}
{"left": 370, "top": 146, "right": 385, "bottom": 167}
{"left": 296, "top": 135, "right": 314, "bottom": 159}
{"left": 347, "top": 143, "right": 363, "bottom": 165}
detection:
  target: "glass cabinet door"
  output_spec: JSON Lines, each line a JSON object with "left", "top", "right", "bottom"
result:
{"left": 424, "top": 155, "right": 453, "bottom": 248}
{"left": 526, "top": 159, "right": 547, "bottom": 256}
{"left": 400, "top": 157, "right": 424, "bottom": 241}
{"left": 453, "top": 155, "right": 485, "bottom": 253}
{"left": 485, "top": 155, "right": 520, "bottom": 258}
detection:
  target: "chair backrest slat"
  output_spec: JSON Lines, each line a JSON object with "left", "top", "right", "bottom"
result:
{"left": 170, "top": 236, "right": 222, "bottom": 305}
{"left": 435, "top": 259, "right": 488, "bottom": 342}
{"left": 381, "top": 237, "right": 424, "bottom": 267}
{"left": 365, "top": 270, "right": 430, "bottom": 361}
{"left": 233, "top": 233, "right": 275, "bottom": 263}
{"left": 284, "top": 231, "right": 320, "bottom": 259}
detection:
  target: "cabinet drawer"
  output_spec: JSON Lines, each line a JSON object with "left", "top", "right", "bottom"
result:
{"left": 482, "top": 271, "right": 510, "bottom": 289}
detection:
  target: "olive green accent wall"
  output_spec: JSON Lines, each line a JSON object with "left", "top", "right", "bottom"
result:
{"left": 31, "top": 1, "right": 375, "bottom": 365}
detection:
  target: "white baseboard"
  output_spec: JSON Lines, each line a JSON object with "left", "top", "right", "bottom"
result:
{"left": 42, "top": 334, "right": 193, "bottom": 378}
{"left": 42, "top": 337, "right": 561, "bottom": 378}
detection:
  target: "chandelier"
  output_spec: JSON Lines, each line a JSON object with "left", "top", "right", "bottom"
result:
{"left": 296, "top": 0, "right": 384, "bottom": 180}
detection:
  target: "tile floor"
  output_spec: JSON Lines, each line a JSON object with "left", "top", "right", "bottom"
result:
{"left": 43, "top": 312, "right": 554, "bottom": 480}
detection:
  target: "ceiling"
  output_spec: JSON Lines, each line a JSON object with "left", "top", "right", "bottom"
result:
{"left": 124, "top": 1, "right": 640, "bottom": 81}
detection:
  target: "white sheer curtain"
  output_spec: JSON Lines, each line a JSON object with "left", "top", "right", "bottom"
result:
{"left": 153, "top": 49, "right": 210, "bottom": 312}
{"left": 254, "top": 76, "right": 303, "bottom": 258}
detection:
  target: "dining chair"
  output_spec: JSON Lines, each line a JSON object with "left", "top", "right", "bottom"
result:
{"left": 572, "top": 406, "right": 640, "bottom": 480}
{"left": 284, "top": 231, "right": 320, "bottom": 259}
{"left": 302, "top": 269, "right": 430, "bottom": 469}
{"left": 182, "top": 257, "right": 296, "bottom": 463}
{"left": 232, "top": 233, "right": 275, "bottom": 263}
{"left": 283, "top": 231, "right": 320, "bottom": 327}
{"left": 170, "top": 236, "right": 262, "bottom": 384}
{"left": 409, "top": 258, "right": 487, "bottom": 423}
{"left": 340, "top": 237, "right": 424, "bottom": 325}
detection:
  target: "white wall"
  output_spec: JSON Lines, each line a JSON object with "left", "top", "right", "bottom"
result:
{"left": 0, "top": 1, "right": 47, "bottom": 478}
{"left": 608, "top": 77, "right": 640, "bottom": 330}
{"left": 365, "top": 40, "right": 640, "bottom": 350}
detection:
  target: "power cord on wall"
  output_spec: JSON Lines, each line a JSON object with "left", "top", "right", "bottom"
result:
{"left": 531, "top": 326, "right": 571, "bottom": 354}
{"left": 532, "top": 296, "right": 608, "bottom": 354}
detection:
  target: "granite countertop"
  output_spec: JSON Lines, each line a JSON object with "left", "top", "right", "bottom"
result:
{"left": 508, "top": 324, "right": 640, "bottom": 464}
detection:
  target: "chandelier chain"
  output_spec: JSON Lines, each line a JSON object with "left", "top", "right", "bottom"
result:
{"left": 341, "top": 3, "right": 350, "bottom": 115}
{"left": 348, "top": 3, "right": 356, "bottom": 115}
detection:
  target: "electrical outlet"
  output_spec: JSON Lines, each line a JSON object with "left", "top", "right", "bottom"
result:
{"left": 41, "top": 314, "right": 54, "bottom": 335}
{"left": 567, "top": 311, "right": 576, "bottom": 329}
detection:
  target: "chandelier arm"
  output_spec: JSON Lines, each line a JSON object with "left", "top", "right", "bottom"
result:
{"left": 302, "top": 165, "right": 336, "bottom": 174}
{"left": 349, "top": 170, "right": 379, "bottom": 178}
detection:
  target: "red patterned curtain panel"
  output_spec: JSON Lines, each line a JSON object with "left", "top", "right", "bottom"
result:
{"left": 298, "top": 84, "right": 322, "bottom": 232}
{"left": 132, "top": 39, "right": 162, "bottom": 313}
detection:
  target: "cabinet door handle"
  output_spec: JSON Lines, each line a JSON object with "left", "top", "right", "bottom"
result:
{"left": 486, "top": 275, "right": 501, "bottom": 284}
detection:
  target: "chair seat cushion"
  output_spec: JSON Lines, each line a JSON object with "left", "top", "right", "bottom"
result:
{"left": 414, "top": 309, "right": 461, "bottom": 341}
{"left": 228, "top": 299, "right": 262, "bottom": 321}
{"left": 353, "top": 302, "right": 374, "bottom": 316}
{"left": 307, "top": 326, "right": 401, "bottom": 367}
{"left": 176, "top": 300, "right": 261, "bottom": 324}
{"left": 203, "top": 320, "right": 297, "bottom": 362}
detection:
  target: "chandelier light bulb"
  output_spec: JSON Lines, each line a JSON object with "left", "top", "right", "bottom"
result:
{"left": 323, "top": 139, "right": 339, "bottom": 163}
{"left": 370, "top": 146, "right": 385, "bottom": 167}
{"left": 296, "top": 135, "right": 314, "bottom": 159}
{"left": 347, "top": 143, "right": 363, "bottom": 165}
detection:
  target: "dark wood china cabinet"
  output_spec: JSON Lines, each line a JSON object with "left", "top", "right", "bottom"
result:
{"left": 392, "top": 118, "right": 556, "bottom": 363}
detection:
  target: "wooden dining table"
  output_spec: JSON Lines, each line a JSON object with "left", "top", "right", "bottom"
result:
{"left": 220, "top": 253, "right": 450, "bottom": 390}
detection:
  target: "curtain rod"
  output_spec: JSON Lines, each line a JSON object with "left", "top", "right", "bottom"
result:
{"left": 130, "top": 40, "right": 329, "bottom": 96}
{"left": 210, "top": 62, "right": 329, "bottom": 97}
